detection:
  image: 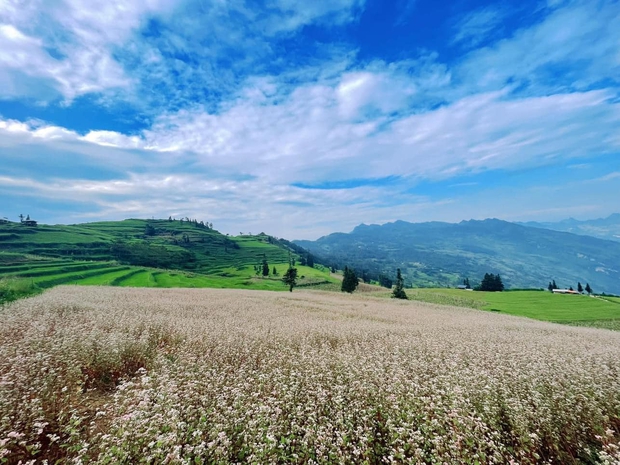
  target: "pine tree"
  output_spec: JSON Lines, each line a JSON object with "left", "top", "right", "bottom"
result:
{"left": 262, "top": 259, "right": 270, "bottom": 277}
{"left": 552, "top": 280, "right": 558, "bottom": 290}
{"left": 392, "top": 268, "right": 408, "bottom": 299}
{"left": 341, "top": 266, "right": 359, "bottom": 293}
{"left": 464, "top": 277, "right": 471, "bottom": 289}
{"left": 548, "top": 282, "right": 554, "bottom": 292}
{"left": 272, "top": 266, "right": 278, "bottom": 276}
{"left": 495, "top": 274, "right": 505, "bottom": 292}
{"left": 282, "top": 266, "right": 298, "bottom": 292}
{"left": 577, "top": 282, "right": 583, "bottom": 293}
{"left": 585, "top": 283, "right": 592, "bottom": 295}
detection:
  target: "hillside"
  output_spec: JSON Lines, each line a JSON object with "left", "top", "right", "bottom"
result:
{"left": 0, "top": 219, "right": 335, "bottom": 295}
{"left": 295, "top": 219, "right": 620, "bottom": 294}
{"left": 0, "top": 218, "right": 295, "bottom": 272}
{"left": 520, "top": 213, "right": 620, "bottom": 242}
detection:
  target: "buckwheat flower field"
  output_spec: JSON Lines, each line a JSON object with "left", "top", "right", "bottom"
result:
{"left": 1, "top": 287, "right": 620, "bottom": 464}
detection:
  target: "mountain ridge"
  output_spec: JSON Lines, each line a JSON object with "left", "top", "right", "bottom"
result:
{"left": 295, "top": 217, "right": 620, "bottom": 294}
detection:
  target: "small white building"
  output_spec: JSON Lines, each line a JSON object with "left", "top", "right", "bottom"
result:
{"left": 552, "top": 289, "right": 580, "bottom": 295}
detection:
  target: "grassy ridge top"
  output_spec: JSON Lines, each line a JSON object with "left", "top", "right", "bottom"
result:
{"left": 0, "top": 219, "right": 295, "bottom": 273}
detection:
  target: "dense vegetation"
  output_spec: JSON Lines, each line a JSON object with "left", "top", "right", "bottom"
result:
{"left": 296, "top": 218, "right": 620, "bottom": 294}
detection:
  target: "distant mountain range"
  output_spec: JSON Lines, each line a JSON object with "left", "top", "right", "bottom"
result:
{"left": 296, "top": 218, "right": 620, "bottom": 294}
{"left": 519, "top": 214, "right": 620, "bottom": 242}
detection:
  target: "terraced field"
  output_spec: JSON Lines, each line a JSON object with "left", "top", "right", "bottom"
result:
{"left": 0, "top": 251, "right": 337, "bottom": 301}
{"left": 0, "top": 219, "right": 297, "bottom": 274}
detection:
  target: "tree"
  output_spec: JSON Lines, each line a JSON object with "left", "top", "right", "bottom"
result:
{"left": 392, "top": 268, "right": 408, "bottom": 299}
{"left": 341, "top": 266, "right": 359, "bottom": 293}
{"left": 26, "top": 214, "right": 30, "bottom": 221}
{"left": 577, "top": 282, "right": 583, "bottom": 293}
{"left": 282, "top": 266, "right": 298, "bottom": 292}
{"left": 552, "top": 280, "right": 558, "bottom": 290}
{"left": 144, "top": 224, "right": 156, "bottom": 236}
{"left": 585, "top": 283, "right": 592, "bottom": 295}
{"left": 307, "top": 254, "right": 315, "bottom": 268}
{"left": 494, "top": 274, "right": 505, "bottom": 292}
{"left": 378, "top": 274, "right": 393, "bottom": 289}
{"left": 272, "top": 266, "right": 278, "bottom": 276}
{"left": 479, "top": 273, "right": 504, "bottom": 292}
{"left": 464, "top": 277, "right": 471, "bottom": 289}
{"left": 168, "top": 216, "right": 173, "bottom": 222}
{"left": 569, "top": 286, "right": 574, "bottom": 291}
{"left": 262, "top": 259, "right": 270, "bottom": 277}
{"left": 548, "top": 282, "right": 554, "bottom": 292}
{"left": 18, "top": 214, "right": 24, "bottom": 223}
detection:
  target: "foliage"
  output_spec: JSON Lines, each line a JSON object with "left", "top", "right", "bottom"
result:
{"left": 586, "top": 283, "right": 593, "bottom": 295}
{"left": 341, "top": 266, "right": 359, "bottom": 293}
{"left": 478, "top": 273, "right": 504, "bottom": 292}
{"left": 391, "top": 268, "right": 408, "bottom": 299}
{"left": 378, "top": 274, "right": 393, "bottom": 289}
{"left": 282, "top": 266, "right": 298, "bottom": 292}
{"left": 407, "top": 288, "right": 620, "bottom": 327}
{"left": 0, "top": 278, "right": 39, "bottom": 305}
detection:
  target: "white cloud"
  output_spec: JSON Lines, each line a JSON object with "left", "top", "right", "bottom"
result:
{"left": 456, "top": 0, "right": 620, "bottom": 95}
{"left": 452, "top": 6, "right": 506, "bottom": 48}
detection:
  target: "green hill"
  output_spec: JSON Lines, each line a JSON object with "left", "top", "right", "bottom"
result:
{"left": 0, "top": 219, "right": 335, "bottom": 299}
{"left": 295, "top": 218, "right": 620, "bottom": 294}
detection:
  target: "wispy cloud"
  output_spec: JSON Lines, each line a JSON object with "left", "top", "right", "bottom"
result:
{"left": 452, "top": 6, "right": 507, "bottom": 48}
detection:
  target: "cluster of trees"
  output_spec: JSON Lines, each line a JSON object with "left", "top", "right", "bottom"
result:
{"left": 254, "top": 259, "right": 278, "bottom": 277}
{"left": 299, "top": 254, "right": 315, "bottom": 268}
{"left": 478, "top": 273, "right": 504, "bottom": 292}
{"left": 168, "top": 217, "right": 213, "bottom": 229}
{"left": 547, "top": 280, "right": 593, "bottom": 294}
{"left": 339, "top": 266, "right": 407, "bottom": 299}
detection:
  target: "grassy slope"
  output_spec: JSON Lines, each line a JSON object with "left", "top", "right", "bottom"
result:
{"left": 0, "top": 219, "right": 294, "bottom": 272}
{"left": 0, "top": 219, "right": 338, "bottom": 295}
{"left": 406, "top": 288, "right": 620, "bottom": 328}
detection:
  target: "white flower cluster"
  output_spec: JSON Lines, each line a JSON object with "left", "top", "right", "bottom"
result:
{"left": 1, "top": 286, "right": 620, "bottom": 463}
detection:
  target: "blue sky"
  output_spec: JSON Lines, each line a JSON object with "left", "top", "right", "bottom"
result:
{"left": 0, "top": 0, "right": 619, "bottom": 239}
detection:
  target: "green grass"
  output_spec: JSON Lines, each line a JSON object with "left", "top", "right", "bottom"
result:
{"left": 407, "top": 288, "right": 620, "bottom": 328}
{"left": 114, "top": 270, "right": 158, "bottom": 287}
{"left": 76, "top": 268, "right": 141, "bottom": 286}
{"left": 33, "top": 266, "right": 131, "bottom": 288}
{"left": 0, "top": 278, "right": 40, "bottom": 305}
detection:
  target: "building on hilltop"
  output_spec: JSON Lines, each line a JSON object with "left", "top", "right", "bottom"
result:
{"left": 552, "top": 289, "right": 579, "bottom": 295}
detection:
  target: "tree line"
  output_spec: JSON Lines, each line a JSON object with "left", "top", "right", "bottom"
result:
{"left": 547, "top": 280, "right": 593, "bottom": 294}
